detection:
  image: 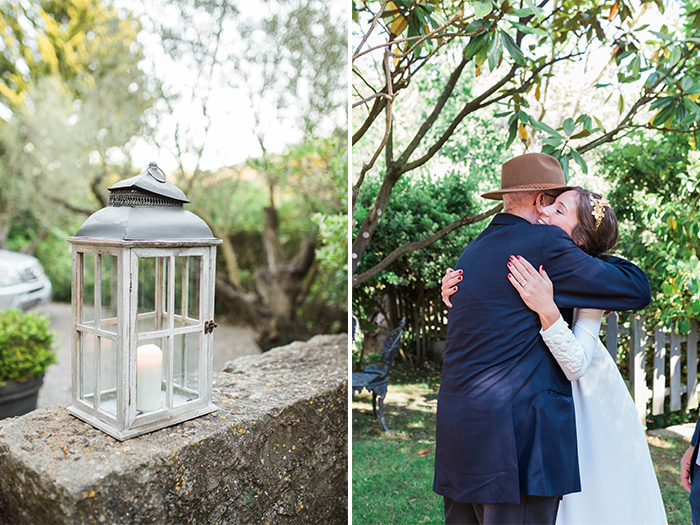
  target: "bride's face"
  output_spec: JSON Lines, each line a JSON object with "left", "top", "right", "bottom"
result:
{"left": 538, "top": 190, "right": 579, "bottom": 239}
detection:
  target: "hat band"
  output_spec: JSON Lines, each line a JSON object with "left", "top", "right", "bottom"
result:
{"left": 501, "top": 183, "right": 565, "bottom": 190}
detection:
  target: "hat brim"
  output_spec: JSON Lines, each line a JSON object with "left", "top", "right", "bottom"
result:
{"left": 481, "top": 184, "right": 574, "bottom": 200}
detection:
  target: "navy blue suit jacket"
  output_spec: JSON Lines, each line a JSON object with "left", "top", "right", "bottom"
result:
{"left": 433, "top": 213, "right": 651, "bottom": 504}
{"left": 691, "top": 419, "right": 700, "bottom": 483}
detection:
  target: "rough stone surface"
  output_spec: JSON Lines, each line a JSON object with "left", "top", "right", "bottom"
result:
{"left": 0, "top": 334, "right": 348, "bottom": 525}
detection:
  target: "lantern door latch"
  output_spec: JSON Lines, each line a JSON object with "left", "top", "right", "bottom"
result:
{"left": 204, "top": 320, "right": 217, "bottom": 334}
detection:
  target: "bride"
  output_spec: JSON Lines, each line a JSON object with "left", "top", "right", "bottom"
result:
{"left": 442, "top": 187, "right": 667, "bottom": 524}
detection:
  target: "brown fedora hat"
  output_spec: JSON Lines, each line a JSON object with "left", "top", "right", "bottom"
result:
{"left": 481, "top": 152, "right": 573, "bottom": 200}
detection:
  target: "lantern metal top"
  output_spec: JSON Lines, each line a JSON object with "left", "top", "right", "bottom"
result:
{"left": 109, "top": 162, "right": 189, "bottom": 204}
{"left": 71, "top": 162, "right": 218, "bottom": 242}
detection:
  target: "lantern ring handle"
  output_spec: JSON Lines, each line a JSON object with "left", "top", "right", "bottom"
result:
{"left": 147, "top": 162, "right": 167, "bottom": 183}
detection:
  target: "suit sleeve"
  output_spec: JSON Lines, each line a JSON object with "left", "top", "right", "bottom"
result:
{"left": 540, "top": 227, "right": 651, "bottom": 312}
{"left": 692, "top": 419, "right": 700, "bottom": 447}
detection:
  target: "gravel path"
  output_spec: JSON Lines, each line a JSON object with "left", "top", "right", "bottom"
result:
{"left": 34, "top": 302, "right": 261, "bottom": 408}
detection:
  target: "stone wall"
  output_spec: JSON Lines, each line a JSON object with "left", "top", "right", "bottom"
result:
{"left": 0, "top": 334, "right": 348, "bottom": 525}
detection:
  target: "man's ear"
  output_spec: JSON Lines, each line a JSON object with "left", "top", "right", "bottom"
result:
{"left": 535, "top": 193, "right": 547, "bottom": 213}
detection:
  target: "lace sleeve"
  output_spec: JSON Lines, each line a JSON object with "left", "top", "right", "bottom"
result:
{"left": 540, "top": 308, "right": 603, "bottom": 381}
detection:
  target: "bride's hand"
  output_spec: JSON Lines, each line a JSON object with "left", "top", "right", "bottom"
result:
{"left": 507, "top": 255, "right": 560, "bottom": 330}
{"left": 441, "top": 268, "right": 462, "bottom": 308}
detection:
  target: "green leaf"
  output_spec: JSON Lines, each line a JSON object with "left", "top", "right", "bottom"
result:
{"left": 680, "top": 319, "right": 692, "bottom": 334}
{"left": 651, "top": 96, "right": 675, "bottom": 110}
{"left": 510, "top": 8, "right": 535, "bottom": 17}
{"left": 630, "top": 55, "right": 641, "bottom": 76}
{"left": 559, "top": 154, "right": 569, "bottom": 180}
{"left": 681, "top": 76, "right": 694, "bottom": 92}
{"left": 523, "top": 0, "right": 544, "bottom": 21}
{"left": 508, "top": 21, "right": 548, "bottom": 37}
{"left": 652, "top": 102, "right": 676, "bottom": 126}
{"left": 542, "top": 137, "right": 564, "bottom": 147}
{"left": 475, "top": 40, "right": 489, "bottom": 66}
{"left": 487, "top": 30, "right": 503, "bottom": 71}
{"left": 505, "top": 119, "right": 518, "bottom": 148}
{"left": 649, "top": 30, "right": 674, "bottom": 42}
{"left": 500, "top": 30, "right": 525, "bottom": 65}
{"left": 618, "top": 94, "right": 625, "bottom": 115}
{"left": 562, "top": 118, "right": 575, "bottom": 137}
{"left": 414, "top": 6, "right": 430, "bottom": 27}
{"left": 575, "top": 114, "right": 592, "bottom": 128}
{"left": 472, "top": 0, "right": 493, "bottom": 19}
{"left": 430, "top": 10, "right": 448, "bottom": 26}
{"left": 670, "top": 46, "right": 681, "bottom": 65}
{"left": 529, "top": 119, "right": 562, "bottom": 137}
{"left": 569, "top": 148, "right": 588, "bottom": 174}
{"left": 645, "top": 71, "right": 661, "bottom": 89}
{"left": 463, "top": 20, "right": 484, "bottom": 33}
{"left": 464, "top": 32, "right": 490, "bottom": 62}
{"left": 692, "top": 299, "right": 700, "bottom": 315}
{"left": 541, "top": 144, "right": 556, "bottom": 156}
{"left": 593, "top": 116, "right": 606, "bottom": 133}
{"left": 516, "top": 110, "right": 530, "bottom": 123}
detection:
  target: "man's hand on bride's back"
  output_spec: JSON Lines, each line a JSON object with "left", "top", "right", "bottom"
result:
{"left": 441, "top": 268, "right": 462, "bottom": 308}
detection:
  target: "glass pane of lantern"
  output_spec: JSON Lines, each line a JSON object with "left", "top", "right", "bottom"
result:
{"left": 174, "top": 256, "right": 201, "bottom": 328}
{"left": 81, "top": 252, "right": 96, "bottom": 326}
{"left": 135, "top": 337, "right": 167, "bottom": 414}
{"left": 98, "top": 336, "right": 117, "bottom": 417}
{"left": 80, "top": 332, "right": 95, "bottom": 404}
{"left": 137, "top": 257, "right": 168, "bottom": 333}
{"left": 100, "top": 254, "right": 118, "bottom": 334}
{"left": 173, "top": 332, "right": 201, "bottom": 406}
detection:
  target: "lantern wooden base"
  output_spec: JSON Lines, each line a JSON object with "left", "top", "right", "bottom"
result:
{"left": 66, "top": 402, "right": 218, "bottom": 441}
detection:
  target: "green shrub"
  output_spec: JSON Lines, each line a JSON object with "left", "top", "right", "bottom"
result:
{"left": 0, "top": 308, "right": 56, "bottom": 386}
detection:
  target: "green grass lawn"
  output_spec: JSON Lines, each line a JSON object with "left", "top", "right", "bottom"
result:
{"left": 352, "top": 365, "right": 693, "bottom": 524}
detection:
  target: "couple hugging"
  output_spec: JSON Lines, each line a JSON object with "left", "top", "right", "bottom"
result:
{"left": 434, "top": 153, "right": 667, "bottom": 524}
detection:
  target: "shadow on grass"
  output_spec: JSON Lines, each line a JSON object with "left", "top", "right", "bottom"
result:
{"left": 353, "top": 376, "right": 694, "bottom": 525}
{"left": 352, "top": 384, "right": 442, "bottom": 525}
{"left": 647, "top": 435, "right": 693, "bottom": 525}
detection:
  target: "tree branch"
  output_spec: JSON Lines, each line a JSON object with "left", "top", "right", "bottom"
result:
{"left": 579, "top": 44, "right": 700, "bottom": 154}
{"left": 353, "top": 12, "right": 471, "bottom": 62}
{"left": 399, "top": 51, "right": 582, "bottom": 174}
{"left": 355, "top": 46, "right": 395, "bottom": 189}
{"left": 352, "top": 0, "right": 390, "bottom": 60}
{"left": 353, "top": 202, "right": 503, "bottom": 286}
{"left": 50, "top": 196, "right": 94, "bottom": 216}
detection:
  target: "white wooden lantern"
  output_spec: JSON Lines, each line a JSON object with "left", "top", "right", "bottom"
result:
{"left": 67, "top": 163, "right": 222, "bottom": 440}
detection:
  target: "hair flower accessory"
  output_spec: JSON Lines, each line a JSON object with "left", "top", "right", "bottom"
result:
{"left": 590, "top": 195, "right": 610, "bottom": 229}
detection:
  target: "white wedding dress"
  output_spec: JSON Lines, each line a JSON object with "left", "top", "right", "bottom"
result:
{"left": 541, "top": 309, "right": 668, "bottom": 525}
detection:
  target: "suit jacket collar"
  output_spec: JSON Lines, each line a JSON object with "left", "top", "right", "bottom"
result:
{"left": 490, "top": 212, "right": 533, "bottom": 226}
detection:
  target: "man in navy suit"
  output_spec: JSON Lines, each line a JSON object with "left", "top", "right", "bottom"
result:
{"left": 681, "top": 420, "right": 700, "bottom": 524}
{"left": 433, "top": 153, "right": 651, "bottom": 524}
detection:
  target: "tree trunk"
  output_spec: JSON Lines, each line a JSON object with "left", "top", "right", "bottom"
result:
{"left": 255, "top": 206, "right": 317, "bottom": 347}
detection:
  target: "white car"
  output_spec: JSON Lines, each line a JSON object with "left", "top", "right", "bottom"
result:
{"left": 0, "top": 249, "right": 52, "bottom": 310}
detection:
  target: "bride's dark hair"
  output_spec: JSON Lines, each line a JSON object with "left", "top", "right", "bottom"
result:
{"left": 570, "top": 187, "right": 618, "bottom": 258}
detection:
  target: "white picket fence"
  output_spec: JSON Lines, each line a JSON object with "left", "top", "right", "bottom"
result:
{"left": 603, "top": 313, "right": 699, "bottom": 428}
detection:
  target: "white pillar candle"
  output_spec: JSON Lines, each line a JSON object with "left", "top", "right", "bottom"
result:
{"left": 137, "top": 344, "right": 162, "bottom": 412}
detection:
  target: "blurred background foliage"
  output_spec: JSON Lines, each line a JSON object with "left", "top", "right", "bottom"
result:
{"left": 0, "top": 0, "right": 347, "bottom": 349}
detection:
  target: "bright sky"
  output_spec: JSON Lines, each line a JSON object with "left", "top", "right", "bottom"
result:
{"left": 115, "top": 0, "right": 319, "bottom": 174}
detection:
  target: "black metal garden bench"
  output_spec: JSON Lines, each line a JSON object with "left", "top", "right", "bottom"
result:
{"left": 352, "top": 317, "right": 406, "bottom": 433}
